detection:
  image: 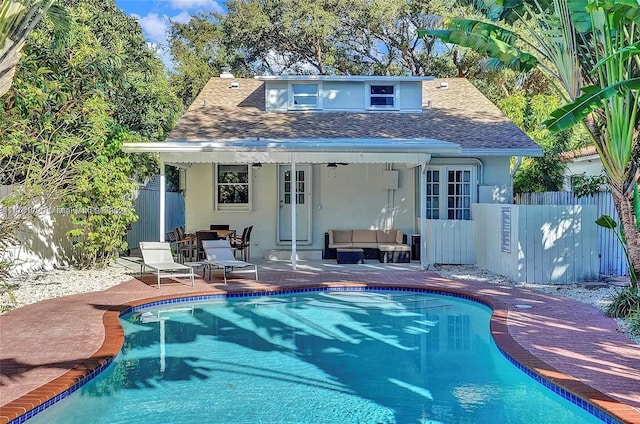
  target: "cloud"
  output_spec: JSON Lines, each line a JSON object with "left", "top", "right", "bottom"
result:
{"left": 170, "top": 11, "right": 191, "bottom": 24}
{"left": 168, "top": 0, "right": 224, "bottom": 13}
{"left": 136, "top": 13, "right": 169, "bottom": 44}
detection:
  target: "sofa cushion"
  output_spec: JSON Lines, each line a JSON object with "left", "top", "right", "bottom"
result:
{"left": 376, "top": 230, "right": 398, "bottom": 243}
{"left": 329, "top": 242, "right": 354, "bottom": 249}
{"left": 378, "top": 243, "right": 410, "bottom": 252}
{"left": 332, "top": 230, "right": 352, "bottom": 244}
{"left": 352, "top": 230, "right": 377, "bottom": 243}
{"left": 352, "top": 242, "right": 379, "bottom": 249}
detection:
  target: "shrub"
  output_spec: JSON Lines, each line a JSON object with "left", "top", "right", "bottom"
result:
{"left": 606, "top": 286, "right": 640, "bottom": 318}
{"left": 629, "top": 309, "right": 640, "bottom": 337}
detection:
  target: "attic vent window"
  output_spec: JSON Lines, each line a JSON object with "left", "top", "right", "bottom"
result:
{"left": 439, "top": 82, "right": 449, "bottom": 89}
{"left": 367, "top": 84, "right": 397, "bottom": 110}
{"left": 230, "top": 82, "right": 240, "bottom": 89}
{"left": 289, "top": 83, "right": 319, "bottom": 110}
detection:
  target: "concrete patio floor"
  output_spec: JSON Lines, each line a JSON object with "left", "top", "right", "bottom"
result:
{"left": 1, "top": 261, "right": 639, "bottom": 423}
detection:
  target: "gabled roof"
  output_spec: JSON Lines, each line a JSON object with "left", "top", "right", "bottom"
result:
{"left": 165, "top": 77, "right": 541, "bottom": 157}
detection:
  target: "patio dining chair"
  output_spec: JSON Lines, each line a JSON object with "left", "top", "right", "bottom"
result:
{"left": 202, "top": 239, "right": 258, "bottom": 284}
{"left": 195, "top": 230, "right": 221, "bottom": 260}
{"left": 174, "top": 226, "right": 196, "bottom": 263}
{"left": 230, "top": 225, "right": 253, "bottom": 261}
{"left": 139, "top": 242, "right": 195, "bottom": 289}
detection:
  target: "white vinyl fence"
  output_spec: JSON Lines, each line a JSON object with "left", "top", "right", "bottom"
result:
{"left": 424, "top": 220, "right": 475, "bottom": 265}
{"left": 423, "top": 203, "right": 599, "bottom": 284}
{"left": 514, "top": 191, "right": 628, "bottom": 277}
{"left": 473, "top": 204, "right": 599, "bottom": 284}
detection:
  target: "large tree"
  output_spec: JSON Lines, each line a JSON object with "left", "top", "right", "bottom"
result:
{"left": 168, "top": 11, "right": 250, "bottom": 108}
{"left": 1, "top": 0, "right": 181, "bottom": 267}
{"left": 222, "top": 0, "right": 457, "bottom": 76}
{"left": 0, "top": 0, "right": 67, "bottom": 97}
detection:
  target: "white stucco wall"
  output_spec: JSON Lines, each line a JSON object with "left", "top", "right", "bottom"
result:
{"left": 562, "top": 156, "right": 605, "bottom": 191}
{"left": 184, "top": 163, "right": 416, "bottom": 258}
{"left": 184, "top": 156, "right": 515, "bottom": 258}
{"left": 264, "top": 80, "right": 423, "bottom": 112}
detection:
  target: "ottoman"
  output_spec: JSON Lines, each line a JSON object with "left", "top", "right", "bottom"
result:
{"left": 378, "top": 244, "right": 411, "bottom": 263}
{"left": 336, "top": 248, "right": 365, "bottom": 264}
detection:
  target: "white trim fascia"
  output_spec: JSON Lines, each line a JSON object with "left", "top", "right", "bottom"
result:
{"left": 123, "top": 138, "right": 461, "bottom": 154}
{"left": 256, "top": 75, "right": 435, "bottom": 82}
{"left": 460, "top": 148, "right": 544, "bottom": 157}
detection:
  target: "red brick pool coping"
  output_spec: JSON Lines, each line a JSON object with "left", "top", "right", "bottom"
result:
{"left": 1, "top": 269, "right": 639, "bottom": 423}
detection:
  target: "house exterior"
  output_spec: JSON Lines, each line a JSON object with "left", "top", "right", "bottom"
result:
{"left": 560, "top": 146, "right": 606, "bottom": 191}
{"left": 123, "top": 74, "right": 542, "bottom": 268}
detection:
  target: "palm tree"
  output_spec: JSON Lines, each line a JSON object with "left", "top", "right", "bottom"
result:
{"left": 0, "top": 0, "right": 65, "bottom": 98}
{"left": 420, "top": 0, "right": 639, "bottom": 284}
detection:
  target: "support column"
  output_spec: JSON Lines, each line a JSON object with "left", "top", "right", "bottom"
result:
{"left": 291, "top": 157, "right": 297, "bottom": 270}
{"left": 159, "top": 159, "right": 166, "bottom": 242}
{"left": 420, "top": 162, "right": 428, "bottom": 270}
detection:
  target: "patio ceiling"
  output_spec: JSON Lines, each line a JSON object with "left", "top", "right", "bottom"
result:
{"left": 122, "top": 138, "right": 462, "bottom": 164}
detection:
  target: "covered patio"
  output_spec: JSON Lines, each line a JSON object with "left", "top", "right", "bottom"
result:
{"left": 123, "top": 138, "right": 462, "bottom": 270}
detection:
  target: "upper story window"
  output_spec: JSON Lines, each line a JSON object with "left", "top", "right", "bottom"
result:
{"left": 368, "top": 84, "right": 397, "bottom": 109}
{"left": 215, "top": 164, "right": 251, "bottom": 211}
{"left": 289, "top": 83, "right": 320, "bottom": 110}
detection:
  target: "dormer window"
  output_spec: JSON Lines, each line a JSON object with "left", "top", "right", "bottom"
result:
{"left": 289, "top": 83, "right": 320, "bottom": 110}
{"left": 368, "top": 84, "right": 397, "bottom": 109}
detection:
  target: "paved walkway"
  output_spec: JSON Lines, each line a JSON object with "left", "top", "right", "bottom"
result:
{"left": 1, "top": 263, "right": 639, "bottom": 423}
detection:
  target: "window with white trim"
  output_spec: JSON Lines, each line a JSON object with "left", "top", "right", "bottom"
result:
{"left": 367, "top": 84, "right": 397, "bottom": 109}
{"left": 215, "top": 164, "right": 251, "bottom": 210}
{"left": 289, "top": 83, "right": 320, "bottom": 110}
{"left": 425, "top": 166, "right": 475, "bottom": 220}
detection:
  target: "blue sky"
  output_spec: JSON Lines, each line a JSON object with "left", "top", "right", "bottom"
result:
{"left": 115, "top": 0, "right": 225, "bottom": 46}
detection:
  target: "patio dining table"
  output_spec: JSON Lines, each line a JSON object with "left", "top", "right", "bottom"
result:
{"left": 196, "top": 229, "right": 236, "bottom": 239}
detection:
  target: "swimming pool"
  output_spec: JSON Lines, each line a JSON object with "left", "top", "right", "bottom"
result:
{"left": 25, "top": 289, "right": 612, "bottom": 423}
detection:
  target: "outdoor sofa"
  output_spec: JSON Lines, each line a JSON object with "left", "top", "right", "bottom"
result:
{"left": 323, "top": 229, "right": 410, "bottom": 263}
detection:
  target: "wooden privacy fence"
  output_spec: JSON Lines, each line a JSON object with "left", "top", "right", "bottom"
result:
{"left": 473, "top": 204, "right": 599, "bottom": 284}
{"left": 424, "top": 220, "right": 475, "bottom": 265}
{"left": 514, "top": 191, "right": 627, "bottom": 277}
{"left": 126, "top": 189, "right": 185, "bottom": 251}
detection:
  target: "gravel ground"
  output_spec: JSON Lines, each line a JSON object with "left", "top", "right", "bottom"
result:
{"left": 1, "top": 262, "right": 637, "bottom": 344}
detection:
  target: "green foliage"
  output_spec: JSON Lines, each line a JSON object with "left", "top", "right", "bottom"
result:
{"left": 499, "top": 93, "right": 576, "bottom": 193}
{"left": 628, "top": 308, "right": 640, "bottom": 337}
{"left": 168, "top": 11, "right": 250, "bottom": 108}
{"left": 596, "top": 214, "right": 638, "bottom": 284}
{"left": 571, "top": 174, "right": 607, "bottom": 197}
{"left": 222, "top": 0, "right": 456, "bottom": 76}
{"left": 606, "top": 286, "right": 640, "bottom": 319}
{"left": 1, "top": 0, "right": 181, "bottom": 268}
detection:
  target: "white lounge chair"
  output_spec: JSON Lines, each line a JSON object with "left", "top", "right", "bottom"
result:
{"left": 202, "top": 240, "right": 258, "bottom": 284}
{"left": 139, "top": 242, "right": 196, "bottom": 289}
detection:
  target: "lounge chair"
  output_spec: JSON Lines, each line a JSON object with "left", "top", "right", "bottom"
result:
{"left": 139, "top": 242, "right": 196, "bottom": 289}
{"left": 202, "top": 239, "right": 258, "bottom": 284}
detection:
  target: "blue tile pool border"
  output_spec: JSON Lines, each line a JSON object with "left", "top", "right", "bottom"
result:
{"left": 10, "top": 285, "right": 623, "bottom": 424}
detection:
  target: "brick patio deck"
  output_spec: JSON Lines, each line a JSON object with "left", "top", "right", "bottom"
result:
{"left": 1, "top": 263, "right": 639, "bottom": 423}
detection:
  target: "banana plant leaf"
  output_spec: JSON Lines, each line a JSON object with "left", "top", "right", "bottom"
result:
{"left": 418, "top": 28, "right": 538, "bottom": 72}
{"left": 543, "top": 78, "right": 640, "bottom": 131}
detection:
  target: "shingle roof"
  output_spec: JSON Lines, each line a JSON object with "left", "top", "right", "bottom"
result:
{"left": 168, "top": 77, "right": 540, "bottom": 154}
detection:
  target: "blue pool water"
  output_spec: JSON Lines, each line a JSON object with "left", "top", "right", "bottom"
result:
{"left": 27, "top": 290, "right": 609, "bottom": 423}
